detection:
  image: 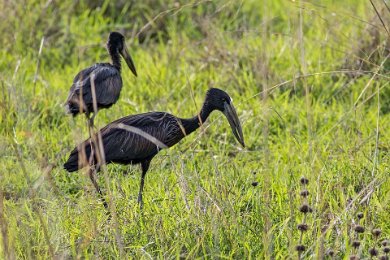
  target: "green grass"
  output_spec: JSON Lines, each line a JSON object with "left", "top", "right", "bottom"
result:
{"left": 1, "top": 0, "right": 390, "bottom": 258}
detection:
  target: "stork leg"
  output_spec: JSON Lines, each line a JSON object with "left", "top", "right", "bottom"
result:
{"left": 85, "top": 114, "right": 93, "bottom": 142}
{"left": 86, "top": 113, "right": 97, "bottom": 137}
{"left": 137, "top": 160, "right": 150, "bottom": 209}
{"left": 88, "top": 166, "right": 109, "bottom": 210}
{"left": 89, "top": 112, "right": 97, "bottom": 129}
{"left": 84, "top": 113, "right": 108, "bottom": 212}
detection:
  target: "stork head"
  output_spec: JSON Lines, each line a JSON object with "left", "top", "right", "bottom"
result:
{"left": 205, "top": 88, "right": 245, "bottom": 147}
{"left": 107, "top": 32, "right": 137, "bottom": 76}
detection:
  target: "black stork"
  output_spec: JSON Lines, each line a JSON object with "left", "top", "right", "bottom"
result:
{"left": 65, "top": 32, "right": 137, "bottom": 124}
{"left": 64, "top": 88, "right": 245, "bottom": 208}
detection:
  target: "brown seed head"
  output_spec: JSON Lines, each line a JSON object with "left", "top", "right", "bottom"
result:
{"left": 349, "top": 255, "right": 359, "bottom": 260}
{"left": 300, "top": 177, "right": 309, "bottom": 185}
{"left": 379, "top": 255, "right": 389, "bottom": 260}
{"left": 372, "top": 228, "right": 382, "bottom": 238}
{"left": 300, "top": 204, "right": 312, "bottom": 214}
{"left": 352, "top": 240, "right": 361, "bottom": 248}
{"left": 321, "top": 224, "right": 329, "bottom": 233}
{"left": 369, "top": 248, "right": 379, "bottom": 256}
{"left": 382, "top": 240, "right": 389, "bottom": 247}
{"left": 300, "top": 190, "right": 309, "bottom": 197}
{"left": 298, "top": 223, "right": 309, "bottom": 231}
{"left": 327, "top": 249, "right": 335, "bottom": 257}
{"left": 251, "top": 181, "right": 259, "bottom": 187}
{"left": 296, "top": 244, "right": 305, "bottom": 252}
{"left": 356, "top": 212, "right": 364, "bottom": 219}
{"left": 354, "top": 225, "right": 365, "bottom": 233}
{"left": 384, "top": 247, "right": 390, "bottom": 254}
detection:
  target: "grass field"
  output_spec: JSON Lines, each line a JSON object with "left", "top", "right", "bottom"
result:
{"left": 1, "top": 0, "right": 390, "bottom": 258}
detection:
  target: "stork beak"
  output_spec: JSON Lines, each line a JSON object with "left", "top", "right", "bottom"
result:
{"left": 121, "top": 46, "right": 138, "bottom": 77}
{"left": 223, "top": 101, "right": 245, "bottom": 147}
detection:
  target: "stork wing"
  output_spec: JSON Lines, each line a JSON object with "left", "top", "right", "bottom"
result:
{"left": 96, "top": 112, "right": 183, "bottom": 163}
{"left": 66, "top": 64, "right": 122, "bottom": 107}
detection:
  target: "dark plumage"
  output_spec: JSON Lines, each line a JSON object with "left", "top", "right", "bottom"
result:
{"left": 65, "top": 32, "right": 137, "bottom": 118}
{"left": 64, "top": 88, "right": 245, "bottom": 208}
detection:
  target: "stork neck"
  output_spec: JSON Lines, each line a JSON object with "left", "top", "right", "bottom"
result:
{"left": 108, "top": 46, "right": 121, "bottom": 71}
{"left": 181, "top": 102, "right": 213, "bottom": 135}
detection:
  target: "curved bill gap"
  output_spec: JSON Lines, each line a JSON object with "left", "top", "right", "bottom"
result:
{"left": 121, "top": 46, "right": 137, "bottom": 77}
{"left": 223, "top": 101, "right": 245, "bottom": 147}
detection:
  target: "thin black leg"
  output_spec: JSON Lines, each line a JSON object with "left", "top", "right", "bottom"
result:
{"left": 85, "top": 113, "right": 108, "bottom": 214}
{"left": 89, "top": 112, "right": 96, "bottom": 129}
{"left": 137, "top": 161, "right": 150, "bottom": 209}
{"left": 86, "top": 113, "right": 93, "bottom": 140}
{"left": 85, "top": 113, "right": 96, "bottom": 168}
{"left": 88, "top": 167, "right": 108, "bottom": 210}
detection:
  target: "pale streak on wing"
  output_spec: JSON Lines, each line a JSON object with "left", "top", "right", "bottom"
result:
{"left": 115, "top": 123, "right": 168, "bottom": 149}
